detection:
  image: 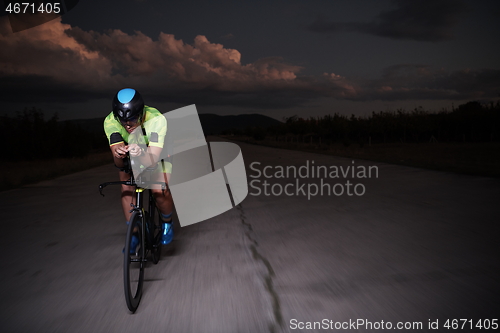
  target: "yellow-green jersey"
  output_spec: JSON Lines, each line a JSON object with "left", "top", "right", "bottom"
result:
{"left": 104, "top": 106, "right": 172, "bottom": 173}
{"left": 104, "top": 106, "right": 167, "bottom": 148}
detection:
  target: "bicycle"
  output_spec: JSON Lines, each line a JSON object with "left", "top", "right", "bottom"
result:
{"left": 99, "top": 160, "right": 168, "bottom": 312}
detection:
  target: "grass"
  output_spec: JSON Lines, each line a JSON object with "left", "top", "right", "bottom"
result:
{"left": 0, "top": 151, "right": 113, "bottom": 191}
{"left": 226, "top": 135, "right": 500, "bottom": 178}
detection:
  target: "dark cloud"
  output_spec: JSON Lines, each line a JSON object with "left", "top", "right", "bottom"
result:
{"left": 0, "top": 74, "right": 94, "bottom": 103}
{"left": 147, "top": 85, "right": 328, "bottom": 109}
{"left": 359, "top": 64, "right": 500, "bottom": 101}
{"left": 307, "top": 0, "right": 466, "bottom": 42}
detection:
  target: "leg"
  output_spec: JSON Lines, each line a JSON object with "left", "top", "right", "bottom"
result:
{"left": 119, "top": 170, "right": 136, "bottom": 222}
{"left": 111, "top": 147, "right": 136, "bottom": 222}
{"left": 151, "top": 172, "right": 174, "bottom": 245}
{"left": 151, "top": 172, "right": 173, "bottom": 219}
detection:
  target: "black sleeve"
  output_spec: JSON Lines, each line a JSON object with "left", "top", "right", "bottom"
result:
{"left": 110, "top": 132, "right": 124, "bottom": 145}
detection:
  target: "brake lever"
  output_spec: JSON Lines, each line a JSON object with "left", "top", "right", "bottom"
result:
{"left": 99, "top": 184, "right": 106, "bottom": 197}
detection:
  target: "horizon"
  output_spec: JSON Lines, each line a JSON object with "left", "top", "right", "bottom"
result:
{"left": 6, "top": 99, "right": 495, "bottom": 126}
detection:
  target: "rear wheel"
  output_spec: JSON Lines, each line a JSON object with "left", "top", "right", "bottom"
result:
{"left": 124, "top": 211, "right": 144, "bottom": 312}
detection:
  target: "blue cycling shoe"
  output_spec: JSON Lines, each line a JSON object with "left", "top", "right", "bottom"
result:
{"left": 161, "top": 222, "right": 173, "bottom": 245}
{"left": 123, "top": 234, "right": 140, "bottom": 254}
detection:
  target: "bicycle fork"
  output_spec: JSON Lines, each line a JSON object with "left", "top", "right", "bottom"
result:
{"left": 129, "top": 189, "right": 147, "bottom": 260}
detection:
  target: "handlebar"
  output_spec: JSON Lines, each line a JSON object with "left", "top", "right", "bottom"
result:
{"left": 99, "top": 177, "right": 168, "bottom": 196}
{"left": 99, "top": 156, "right": 170, "bottom": 196}
{"left": 99, "top": 180, "right": 133, "bottom": 197}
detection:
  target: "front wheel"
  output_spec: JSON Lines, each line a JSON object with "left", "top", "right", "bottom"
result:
{"left": 124, "top": 211, "right": 144, "bottom": 312}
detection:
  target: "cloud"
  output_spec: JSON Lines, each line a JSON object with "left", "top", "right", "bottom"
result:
{"left": 0, "top": 16, "right": 497, "bottom": 110}
{"left": 64, "top": 28, "right": 302, "bottom": 87}
{"left": 307, "top": 0, "right": 465, "bottom": 42}
{"left": 0, "top": 17, "right": 354, "bottom": 108}
{"left": 0, "top": 16, "right": 114, "bottom": 102}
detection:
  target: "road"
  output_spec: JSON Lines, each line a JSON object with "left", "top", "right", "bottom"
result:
{"left": 1, "top": 139, "right": 499, "bottom": 333}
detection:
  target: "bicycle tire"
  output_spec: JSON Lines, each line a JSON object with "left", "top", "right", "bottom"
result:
{"left": 149, "top": 192, "right": 162, "bottom": 264}
{"left": 124, "top": 211, "right": 144, "bottom": 312}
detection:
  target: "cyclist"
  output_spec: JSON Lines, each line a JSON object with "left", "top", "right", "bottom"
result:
{"left": 104, "top": 88, "right": 173, "bottom": 251}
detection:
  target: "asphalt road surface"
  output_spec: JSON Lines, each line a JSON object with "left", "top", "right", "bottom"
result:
{"left": 1, "top": 139, "right": 499, "bottom": 333}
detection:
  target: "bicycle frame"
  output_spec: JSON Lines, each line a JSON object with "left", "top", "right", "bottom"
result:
{"left": 99, "top": 169, "right": 168, "bottom": 256}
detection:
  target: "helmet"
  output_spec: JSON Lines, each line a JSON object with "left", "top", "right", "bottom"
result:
{"left": 112, "top": 88, "right": 144, "bottom": 122}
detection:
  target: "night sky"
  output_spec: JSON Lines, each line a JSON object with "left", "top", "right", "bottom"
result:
{"left": 1, "top": 0, "right": 499, "bottom": 120}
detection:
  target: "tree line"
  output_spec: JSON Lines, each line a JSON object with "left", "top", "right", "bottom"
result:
{"left": 0, "top": 108, "right": 107, "bottom": 161}
{"left": 239, "top": 101, "right": 500, "bottom": 145}
{"left": 2, "top": 101, "right": 499, "bottom": 161}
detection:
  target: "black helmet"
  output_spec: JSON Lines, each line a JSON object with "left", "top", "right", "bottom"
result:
{"left": 112, "top": 88, "right": 144, "bottom": 122}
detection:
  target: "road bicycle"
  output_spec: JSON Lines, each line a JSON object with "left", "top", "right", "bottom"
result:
{"left": 99, "top": 160, "right": 167, "bottom": 312}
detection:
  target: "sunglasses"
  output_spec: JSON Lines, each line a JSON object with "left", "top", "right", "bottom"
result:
{"left": 120, "top": 116, "right": 140, "bottom": 126}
